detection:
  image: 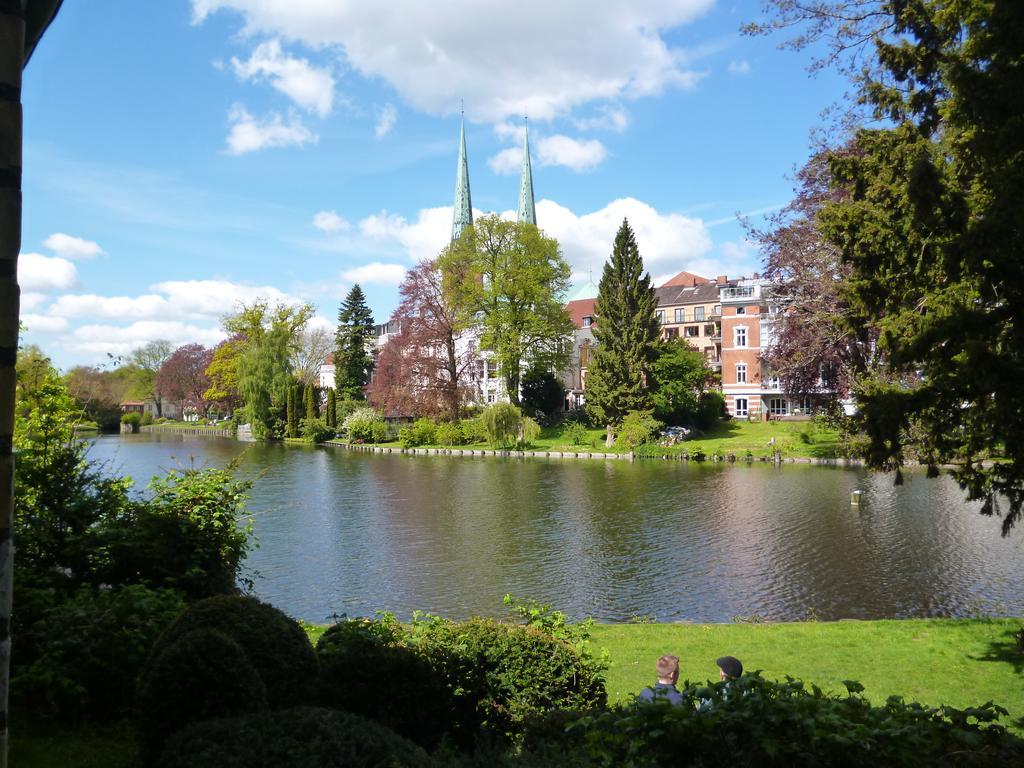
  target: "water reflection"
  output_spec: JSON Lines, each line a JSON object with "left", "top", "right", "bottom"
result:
{"left": 88, "top": 434, "right": 1024, "bottom": 623}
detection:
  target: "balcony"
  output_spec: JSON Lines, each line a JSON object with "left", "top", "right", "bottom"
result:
{"left": 721, "top": 285, "right": 757, "bottom": 301}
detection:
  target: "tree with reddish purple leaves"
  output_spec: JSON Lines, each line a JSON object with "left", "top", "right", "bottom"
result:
{"left": 156, "top": 344, "right": 213, "bottom": 419}
{"left": 747, "top": 146, "right": 880, "bottom": 408}
{"left": 366, "top": 259, "right": 477, "bottom": 421}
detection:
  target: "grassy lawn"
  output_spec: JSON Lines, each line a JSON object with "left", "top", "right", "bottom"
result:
{"left": 14, "top": 618, "right": 1022, "bottom": 767}
{"left": 591, "top": 618, "right": 1023, "bottom": 726}
{"left": 342, "top": 419, "right": 843, "bottom": 459}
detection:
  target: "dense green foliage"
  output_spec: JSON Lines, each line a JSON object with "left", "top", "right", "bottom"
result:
{"left": 515, "top": 674, "right": 1024, "bottom": 767}
{"left": 300, "top": 416, "right": 334, "bottom": 443}
{"left": 326, "top": 387, "right": 337, "bottom": 428}
{"left": 399, "top": 418, "right": 438, "bottom": 448}
{"left": 13, "top": 585, "right": 184, "bottom": 720}
{"left": 585, "top": 219, "right": 660, "bottom": 432}
{"left": 136, "top": 628, "right": 269, "bottom": 760}
{"left": 649, "top": 339, "right": 715, "bottom": 427}
{"left": 316, "top": 620, "right": 458, "bottom": 749}
{"left": 149, "top": 595, "right": 319, "bottom": 710}
{"left": 342, "top": 406, "right": 385, "bottom": 442}
{"left": 120, "top": 411, "right": 141, "bottom": 428}
{"left": 480, "top": 402, "right": 523, "bottom": 448}
{"left": 334, "top": 284, "right": 375, "bottom": 400}
{"left": 615, "top": 411, "right": 663, "bottom": 449}
{"left": 285, "top": 384, "right": 298, "bottom": 438}
{"left": 435, "top": 421, "right": 465, "bottom": 446}
{"left": 439, "top": 215, "right": 572, "bottom": 405}
{"left": 520, "top": 365, "right": 565, "bottom": 420}
{"left": 157, "top": 708, "right": 434, "bottom": 768}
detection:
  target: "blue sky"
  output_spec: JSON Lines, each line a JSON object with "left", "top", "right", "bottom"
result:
{"left": 19, "top": 1, "right": 847, "bottom": 369}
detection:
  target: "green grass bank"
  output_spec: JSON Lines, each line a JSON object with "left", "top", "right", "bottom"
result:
{"left": 14, "top": 617, "right": 1022, "bottom": 768}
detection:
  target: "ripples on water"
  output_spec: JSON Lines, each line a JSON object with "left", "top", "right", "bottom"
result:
{"left": 90, "top": 434, "right": 1024, "bottom": 623}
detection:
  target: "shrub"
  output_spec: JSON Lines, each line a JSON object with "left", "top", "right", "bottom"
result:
{"left": 157, "top": 707, "right": 434, "bottom": 768}
{"left": 90, "top": 465, "right": 254, "bottom": 600}
{"left": 399, "top": 418, "right": 438, "bottom": 448}
{"left": 520, "top": 416, "right": 541, "bottom": 447}
{"left": 140, "top": 411, "right": 154, "bottom": 426}
{"left": 370, "top": 420, "right": 390, "bottom": 443}
{"left": 13, "top": 585, "right": 185, "bottom": 720}
{"left": 518, "top": 674, "right": 1024, "bottom": 768}
{"left": 694, "top": 391, "right": 725, "bottom": 430}
{"left": 615, "top": 410, "right": 663, "bottom": 449}
{"left": 136, "top": 628, "right": 268, "bottom": 761}
{"left": 342, "top": 407, "right": 383, "bottom": 442}
{"left": 121, "top": 412, "right": 142, "bottom": 427}
{"left": 149, "top": 595, "right": 319, "bottom": 710}
{"left": 482, "top": 403, "right": 522, "bottom": 448}
{"left": 460, "top": 417, "right": 488, "bottom": 444}
{"left": 408, "top": 616, "right": 607, "bottom": 742}
{"left": 562, "top": 421, "right": 589, "bottom": 446}
{"left": 300, "top": 416, "right": 334, "bottom": 443}
{"left": 435, "top": 421, "right": 465, "bottom": 447}
{"left": 316, "top": 619, "right": 458, "bottom": 749}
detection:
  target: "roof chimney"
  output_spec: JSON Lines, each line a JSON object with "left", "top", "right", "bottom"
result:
{"left": 716, "top": 275, "right": 727, "bottom": 285}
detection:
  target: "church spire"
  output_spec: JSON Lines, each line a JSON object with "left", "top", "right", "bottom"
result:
{"left": 517, "top": 117, "right": 536, "bottom": 226}
{"left": 451, "top": 115, "right": 473, "bottom": 241}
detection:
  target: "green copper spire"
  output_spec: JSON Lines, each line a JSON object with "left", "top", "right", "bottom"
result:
{"left": 517, "top": 118, "right": 536, "bottom": 226}
{"left": 452, "top": 117, "right": 473, "bottom": 241}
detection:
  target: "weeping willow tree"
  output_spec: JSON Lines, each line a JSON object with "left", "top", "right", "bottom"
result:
{"left": 1, "top": 5, "right": 66, "bottom": 764}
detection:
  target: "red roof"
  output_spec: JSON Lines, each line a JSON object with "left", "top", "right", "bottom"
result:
{"left": 660, "top": 270, "right": 711, "bottom": 288}
{"left": 565, "top": 298, "right": 597, "bottom": 329}
{"left": 324, "top": 353, "right": 334, "bottom": 365}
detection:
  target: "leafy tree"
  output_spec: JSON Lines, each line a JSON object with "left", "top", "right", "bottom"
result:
{"left": 129, "top": 339, "right": 174, "bottom": 417}
{"left": 155, "top": 344, "right": 213, "bottom": 419}
{"left": 481, "top": 403, "right": 523, "bottom": 448}
{"left": 291, "top": 327, "right": 332, "bottom": 387}
{"left": 754, "top": 1, "right": 1024, "bottom": 533}
{"left": 367, "top": 260, "right": 478, "bottom": 420}
{"left": 334, "top": 285, "right": 375, "bottom": 400}
{"left": 439, "top": 215, "right": 572, "bottom": 406}
{"left": 649, "top": 339, "right": 715, "bottom": 427}
{"left": 64, "top": 365, "right": 130, "bottom": 430}
{"left": 225, "top": 300, "right": 313, "bottom": 439}
{"left": 203, "top": 335, "right": 245, "bottom": 415}
{"left": 585, "top": 219, "right": 660, "bottom": 444}
{"left": 520, "top": 365, "right": 565, "bottom": 419}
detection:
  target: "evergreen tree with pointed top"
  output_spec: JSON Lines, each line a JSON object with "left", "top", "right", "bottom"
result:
{"left": 326, "top": 388, "right": 337, "bottom": 429}
{"left": 286, "top": 384, "right": 298, "bottom": 438}
{"left": 334, "top": 285, "right": 375, "bottom": 400}
{"left": 585, "top": 219, "right": 660, "bottom": 443}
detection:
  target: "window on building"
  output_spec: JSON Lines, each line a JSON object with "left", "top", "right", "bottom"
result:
{"left": 582, "top": 315, "right": 592, "bottom": 327}
{"left": 704, "top": 324, "right": 716, "bottom": 337}
{"left": 663, "top": 327, "right": 678, "bottom": 339}
{"left": 736, "top": 307, "right": 746, "bottom": 315}
{"left": 694, "top": 306, "right": 705, "bottom": 321}
{"left": 769, "top": 398, "right": 787, "bottom": 415}
{"left": 736, "top": 363, "right": 747, "bottom": 383}
{"left": 684, "top": 326, "right": 699, "bottom": 338}
{"left": 735, "top": 397, "right": 748, "bottom": 417}
{"left": 713, "top": 304, "right": 721, "bottom": 315}
{"left": 656, "top": 310, "right": 665, "bottom": 324}
{"left": 487, "top": 393, "right": 495, "bottom": 404}
{"left": 674, "top": 308, "right": 684, "bottom": 323}
{"left": 734, "top": 327, "right": 747, "bottom": 347}
{"left": 767, "top": 375, "right": 781, "bottom": 390}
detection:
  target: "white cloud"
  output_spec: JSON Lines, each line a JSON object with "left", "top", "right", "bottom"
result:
{"left": 21, "top": 292, "right": 48, "bottom": 311}
{"left": 231, "top": 38, "right": 335, "bottom": 116}
{"left": 313, "top": 210, "right": 350, "bottom": 232}
{"left": 18, "top": 253, "right": 78, "bottom": 292}
{"left": 20, "top": 314, "right": 69, "bottom": 334}
{"left": 490, "top": 134, "right": 608, "bottom": 174}
{"left": 192, "top": 0, "right": 715, "bottom": 122}
{"left": 42, "top": 233, "right": 105, "bottom": 260}
{"left": 150, "top": 279, "right": 302, "bottom": 316}
{"left": 340, "top": 262, "right": 407, "bottom": 286}
{"left": 728, "top": 59, "right": 751, "bottom": 75}
{"left": 359, "top": 206, "right": 453, "bottom": 264}
{"left": 69, "top": 321, "right": 227, "bottom": 357}
{"left": 574, "top": 106, "right": 630, "bottom": 132}
{"left": 375, "top": 103, "right": 397, "bottom": 139}
{"left": 50, "top": 293, "right": 169, "bottom": 320}
{"left": 225, "top": 103, "right": 318, "bottom": 155}
{"left": 719, "top": 239, "right": 757, "bottom": 262}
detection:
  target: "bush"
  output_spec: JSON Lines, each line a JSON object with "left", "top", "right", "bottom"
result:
{"left": 615, "top": 410, "right": 663, "bottom": 449}
{"left": 136, "top": 628, "right": 268, "bottom": 760}
{"left": 121, "top": 412, "right": 142, "bottom": 427}
{"left": 520, "top": 416, "right": 541, "bottom": 447}
{"left": 342, "top": 407, "right": 384, "bottom": 442}
{"left": 694, "top": 390, "right": 725, "bottom": 430}
{"left": 149, "top": 595, "right": 319, "bottom": 711}
{"left": 399, "top": 418, "right": 438, "bottom": 448}
{"left": 157, "top": 707, "right": 434, "bottom": 768}
{"left": 316, "top": 619, "right": 458, "bottom": 749}
{"left": 300, "top": 416, "right": 334, "bottom": 443}
{"left": 562, "top": 422, "right": 589, "bottom": 446}
{"left": 435, "top": 421, "right": 465, "bottom": 447}
{"left": 482, "top": 403, "right": 522, "bottom": 448}
{"left": 90, "top": 465, "right": 254, "bottom": 600}
{"left": 141, "top": 411, "right": 154, "bottom": 426}
{"left": 518, "top": 674, "right": 1024, "bottom": 768}
{"left": 461, "top": 417, "right": 488, "bottom": 444}
{"left": 13, "top": 585, "right": 185, "bottom": 720}
{"left": 370, "top": 420, "right": 390, "bottom": 443}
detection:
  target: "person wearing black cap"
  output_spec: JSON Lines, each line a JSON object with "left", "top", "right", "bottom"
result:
{"left": 698, "top": 655, "right": 744, "bottom": 711}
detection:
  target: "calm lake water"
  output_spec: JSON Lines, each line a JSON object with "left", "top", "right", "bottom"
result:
{"left": 87, "top": 433, "right": 1024, "bottom": 623}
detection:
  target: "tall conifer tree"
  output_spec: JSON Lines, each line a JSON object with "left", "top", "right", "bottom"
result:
{"left": 334, "top": 285, "right": 375, "bottom": 400}
{"left": 303, "top": 383, "right": 315, "bottom": 422}
{"left": 285, "top": 384, "right": 298, "bottom": 438}
{"left": 585, "top": 219, "right": 660, "bottom": 444}
{"left": 326, "top": 388, "right": 337, "bottom": 428}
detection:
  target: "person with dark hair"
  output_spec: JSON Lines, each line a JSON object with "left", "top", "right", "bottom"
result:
{"left": 699, "top": 655, "right": 744, "bottom": 711}
{"left": 637, "top": 654, "right": 683, "bottom": 705}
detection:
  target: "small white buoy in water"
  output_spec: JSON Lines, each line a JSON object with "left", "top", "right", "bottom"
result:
{"left": 851, "top": 490, "right": 863, "bottom": 506}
